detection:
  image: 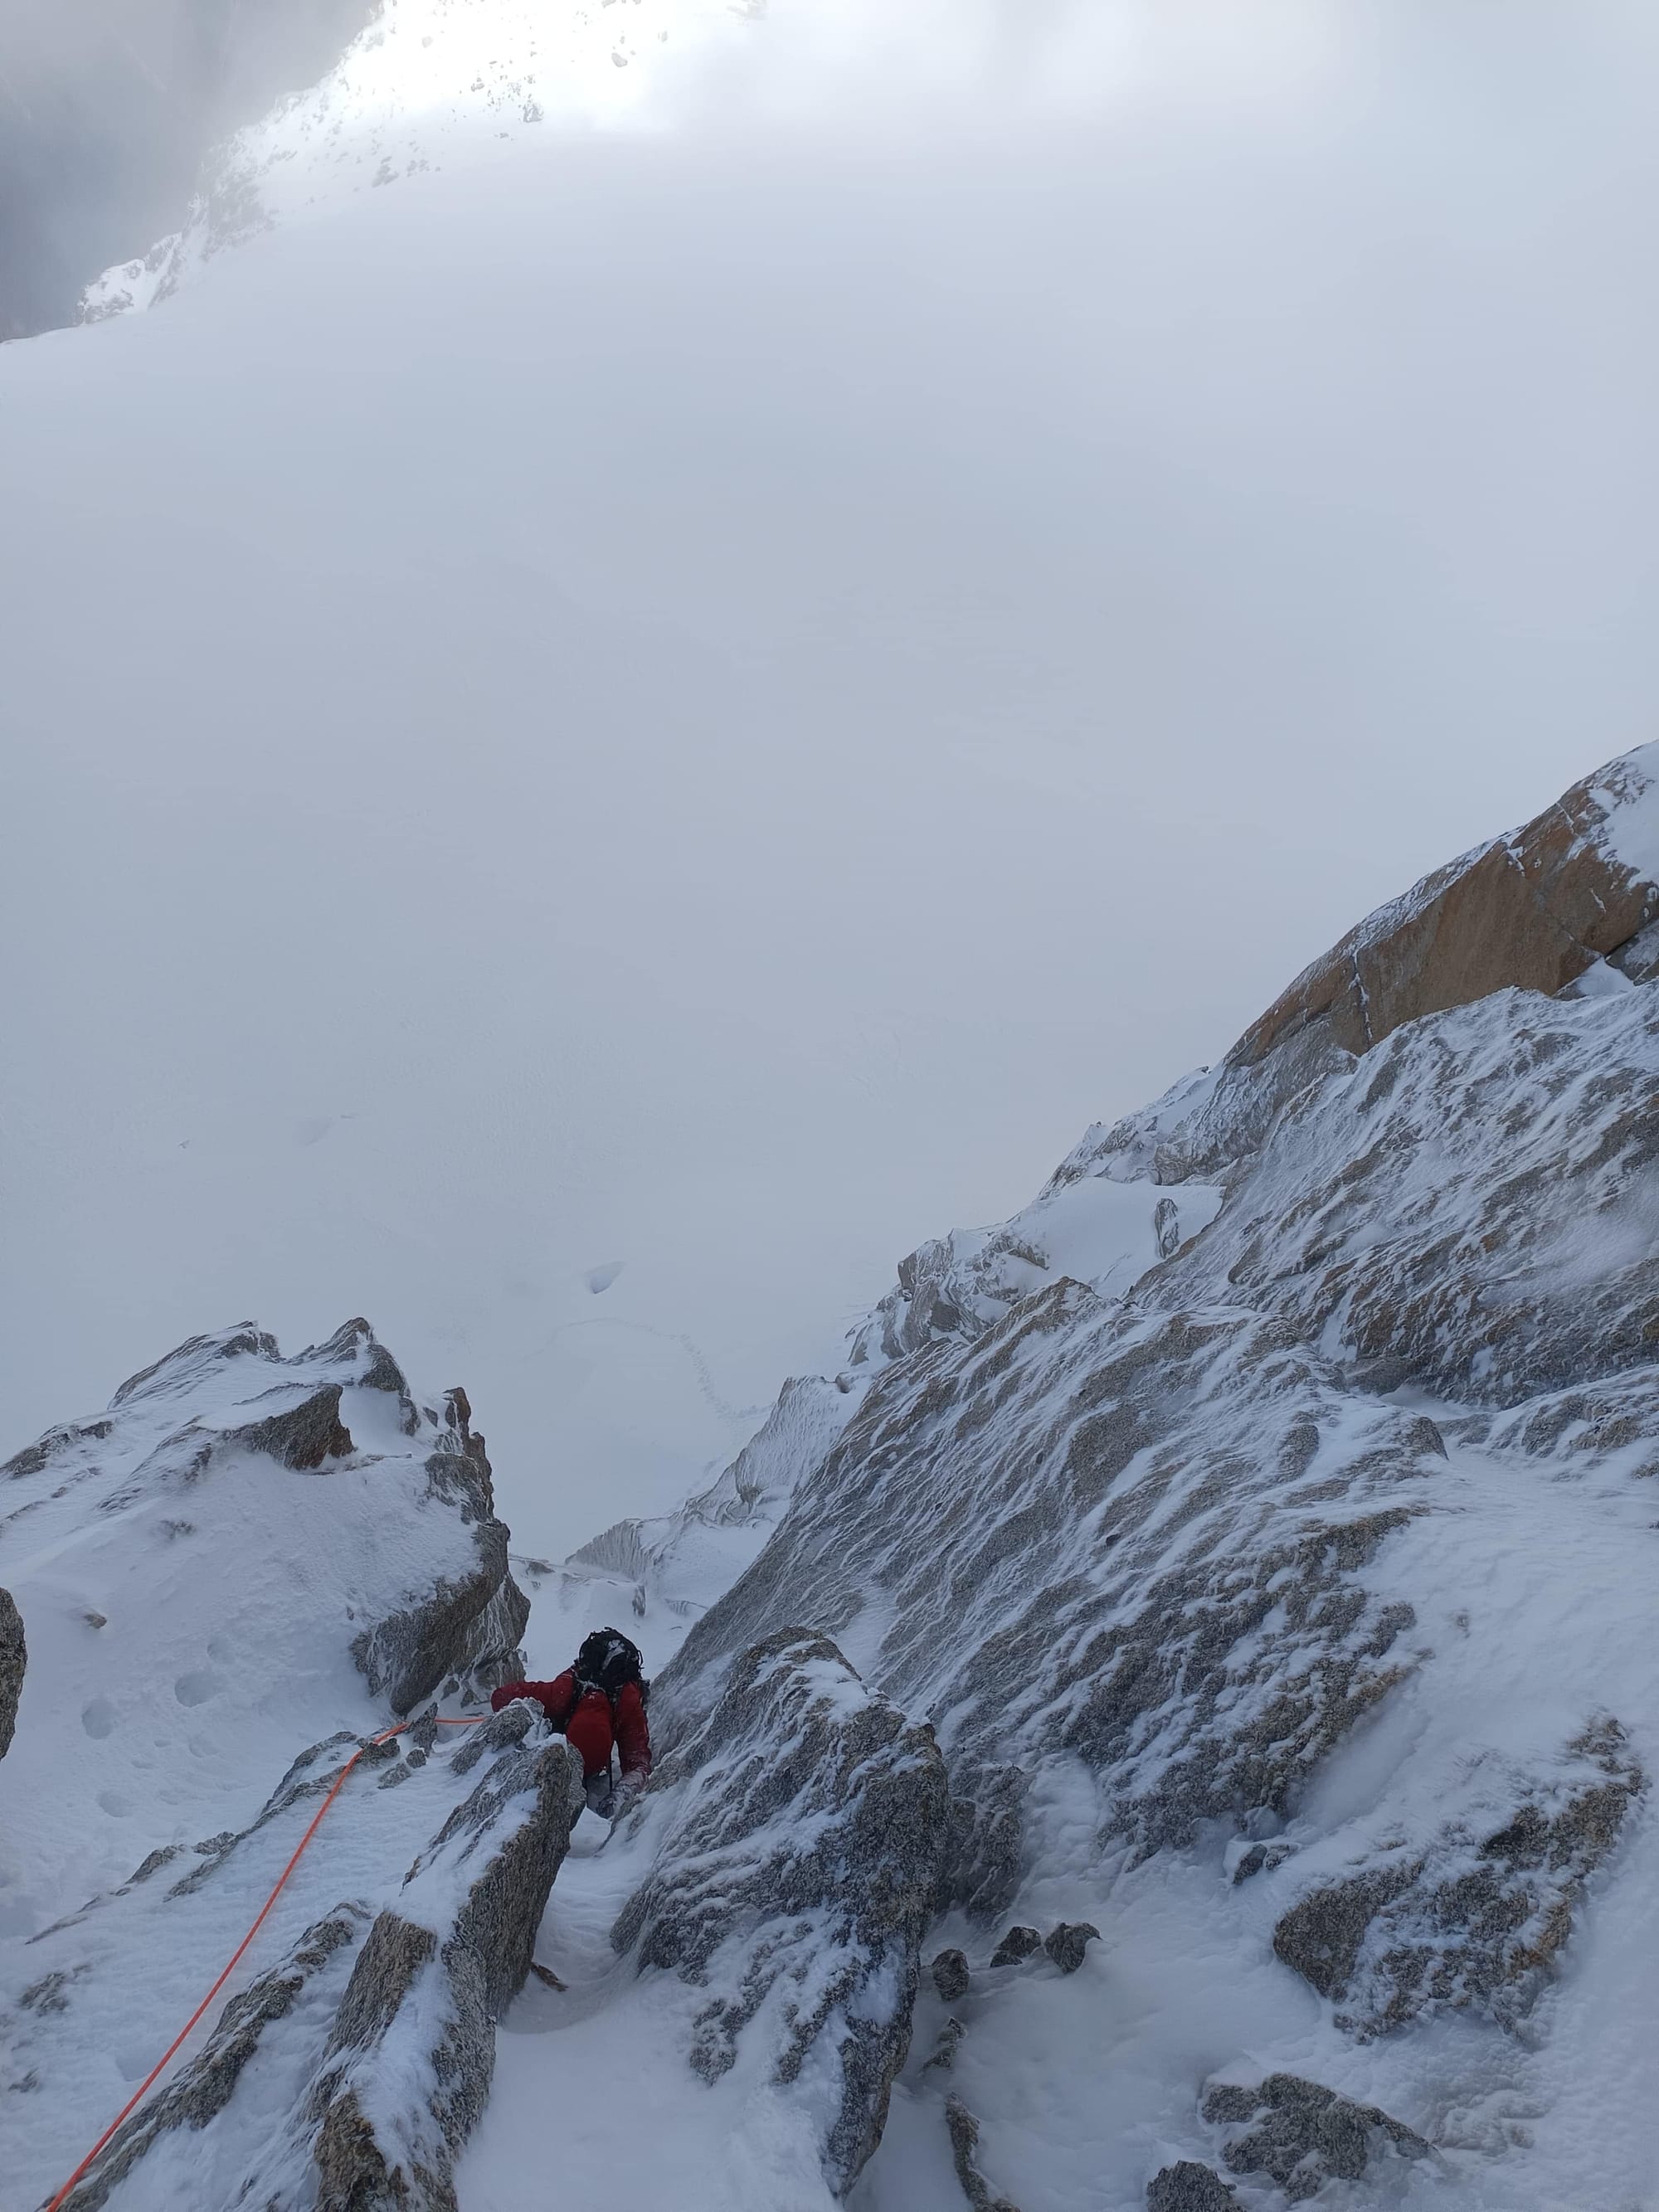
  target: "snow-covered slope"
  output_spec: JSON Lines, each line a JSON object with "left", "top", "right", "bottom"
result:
{"left": 0, "top": 1320, "right": 527, "bottom": 1934}
{"left": 13, "top": 6, "right": 1659, "bottom": 2207}
{"left": 15, "top": 1704, "right": 582, "bottom": 2212}
{"left": 9, "top": 742, "right": 1659, "bottom": 2211}
{"left": 600, "top": 742, "right": 1659, "bottom": 2210}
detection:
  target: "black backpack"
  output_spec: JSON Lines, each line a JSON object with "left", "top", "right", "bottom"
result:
{"left": 574, "top": 1626, "right": 647, "bottom": 1706}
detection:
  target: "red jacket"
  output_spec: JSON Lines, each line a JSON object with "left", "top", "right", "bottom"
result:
{"left": 489, "top": 1668, "right": 650, "bottom": 1784}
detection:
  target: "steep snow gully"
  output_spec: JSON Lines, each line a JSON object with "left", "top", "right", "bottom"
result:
{"left": 7, "top": 745, "right": 1659, "bottom": 2210}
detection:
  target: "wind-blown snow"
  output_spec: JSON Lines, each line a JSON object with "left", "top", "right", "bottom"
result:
{"left": 10, "top": 7, "right": 1659, "bottom": 2212}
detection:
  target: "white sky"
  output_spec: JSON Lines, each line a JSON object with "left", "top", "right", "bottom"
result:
{"left": 4, "top": 0, "right": 1658, "bottom": 1558}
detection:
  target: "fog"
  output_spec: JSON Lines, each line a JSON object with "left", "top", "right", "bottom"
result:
{"left": 0, "top": 0, "right": 377, "bottom": 337}
{"left": 4, "top": 0, "right": 1658, "bottom": 1554}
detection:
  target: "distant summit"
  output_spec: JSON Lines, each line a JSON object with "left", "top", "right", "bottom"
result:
{"left": 80, "top": 0, "right": 761, "bottom": 320}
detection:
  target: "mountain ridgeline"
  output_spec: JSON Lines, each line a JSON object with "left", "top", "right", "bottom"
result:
{"left": 5, "top": 743, "right": 1659, "bottom": 2209}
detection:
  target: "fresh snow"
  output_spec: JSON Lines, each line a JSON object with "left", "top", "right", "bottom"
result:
{"left": 8, "top": 5, "right": 1659, "bottom": 2212}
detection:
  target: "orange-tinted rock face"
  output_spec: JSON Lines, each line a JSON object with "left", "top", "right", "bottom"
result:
{"left": 1229, "top": 749, "right": 1659, "bottom": 1071}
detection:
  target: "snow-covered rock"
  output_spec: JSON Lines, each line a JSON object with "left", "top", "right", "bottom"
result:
{"left": 1231, "top": 743, "right": 1659, "bottom": 1071}
{"left": 528, "top": 1373, "right": 860, "bottom": 1660}
{"left": 0, "top": 1320, "right": 527, "bottom": 1932}
{"left": 1146, "top": 984, "right": 1659, "bottom": 1405}
{"left": 1198, "top": 2073, "right": 1433, "bottom": 2202}
{"left": 13, "top": 731, "right": 1659, "bottom": 2210}
{"left": 1145, "top": 2161, "right": 1239, "bottom": 2211}
{"left": 847, "top": 1174, "right": 1224, "bottom": 1373}
{"left": 0, "top": 1589, "right": 22, "bottom": 1763}
{"left": 1272, "top": 1716, "right": 1642, "bottom": 2039}
{"left": 667, "top": 1290, "right": 1443, "bottom": 1915}
{"left": 1052, "top": 741, "right": 1659, "bottom": 1199}
{"left": 18, "top": 1704, "right": 581, "bottom": 2211}
{"left": 615, "top": 1629, "right": 950, "bottom": 2195}
{"left": 620, "top": 743, "right": 1659, "bottom": 2204}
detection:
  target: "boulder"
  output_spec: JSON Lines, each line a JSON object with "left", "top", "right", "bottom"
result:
{"left": 1043, "top": 1921, "right": 1099, "bottom": 1974}
{"left": 990, "top": 1925, "right": 1043, "bottom": 1967}
{"left": 613, "top": 1629, "right": 951, "bottom": 2195}
{"left": 931, "top": 1947, "right": 971, "bottom": 2002}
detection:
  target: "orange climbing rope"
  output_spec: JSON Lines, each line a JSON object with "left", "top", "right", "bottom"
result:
{"left": 44, "top": 1714, "right": 485, "bottom": 2212}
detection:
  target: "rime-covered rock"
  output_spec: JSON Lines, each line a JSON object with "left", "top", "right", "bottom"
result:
{"left": 664, "top": 1291, "right": 1438, "bottom": 1915}
{"left": 305, "top": 1717, "right": 581, "bottom": 2212}
{"left": 1146, "top": 2163, "right": 1238, "bottom": 2212}
{"left": 349, "top": 1383, "right": 530, "bottom": 1713}
{"left": 636, "top": 746, "right": 1659, "bottom": 2206}
{"left": 1150, "top": 987, "right": 1659, "bottom": 1405}
{"left": 0, "top": 1319, "right": 528, "bottom": 1921}
{"left": 552, "top": 1373, "right": 859, "bottom": 1636}
{"left": 1273, "top": 1720, "right": 1642, "bottom": 2036}
{"left": 990, "top": 1926, "right": 1043, "bottom": 1967}
{"left": 1201, "top": 2074, "right": 1431, "bottom": 2200}
{"left": 614, "top": 1629, "right": 950, "bottom": 2194}
{"left": 932, "top": 1947, "right": 971, "bottom": 2002}
{"left": 847, "top": 1176, "right": 1222, "bottom": 1372}
{"left": 1042, "top": 1921, "right": 1099, "bottom": 1974}
{"left": 20, "top": 1715, "right": 581, "bottom": 2212}
{"left": 51, "top": 1909, "right": 371, "bottom": 2212}
{"left": 0, "top": 1587, "right": 22, "bottom": 1761}
{"left": 945, "top": 2093, "right": 1021, "bottom": 2212}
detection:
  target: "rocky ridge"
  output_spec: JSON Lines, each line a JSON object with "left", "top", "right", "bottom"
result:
{"left": 17, "top": 1704, "right": 581, "bottom": 2211}
{"left": 8, "top": 746, "right": 1659, "bottom": 2210}
{"left": 0, "top": 1320, "right": 548, "bottom": 2210}
{"left": 636, "top": 744, "right": 1659, "bottom": 2207}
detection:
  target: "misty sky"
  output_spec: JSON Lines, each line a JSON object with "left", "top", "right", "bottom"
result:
{"left": 4, "top": 0, "right": 1658, "bottom": 1556}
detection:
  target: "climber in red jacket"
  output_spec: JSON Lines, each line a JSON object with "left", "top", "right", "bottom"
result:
{"left": 490, "top": 1626, "right": 650, "bottom": 1816}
